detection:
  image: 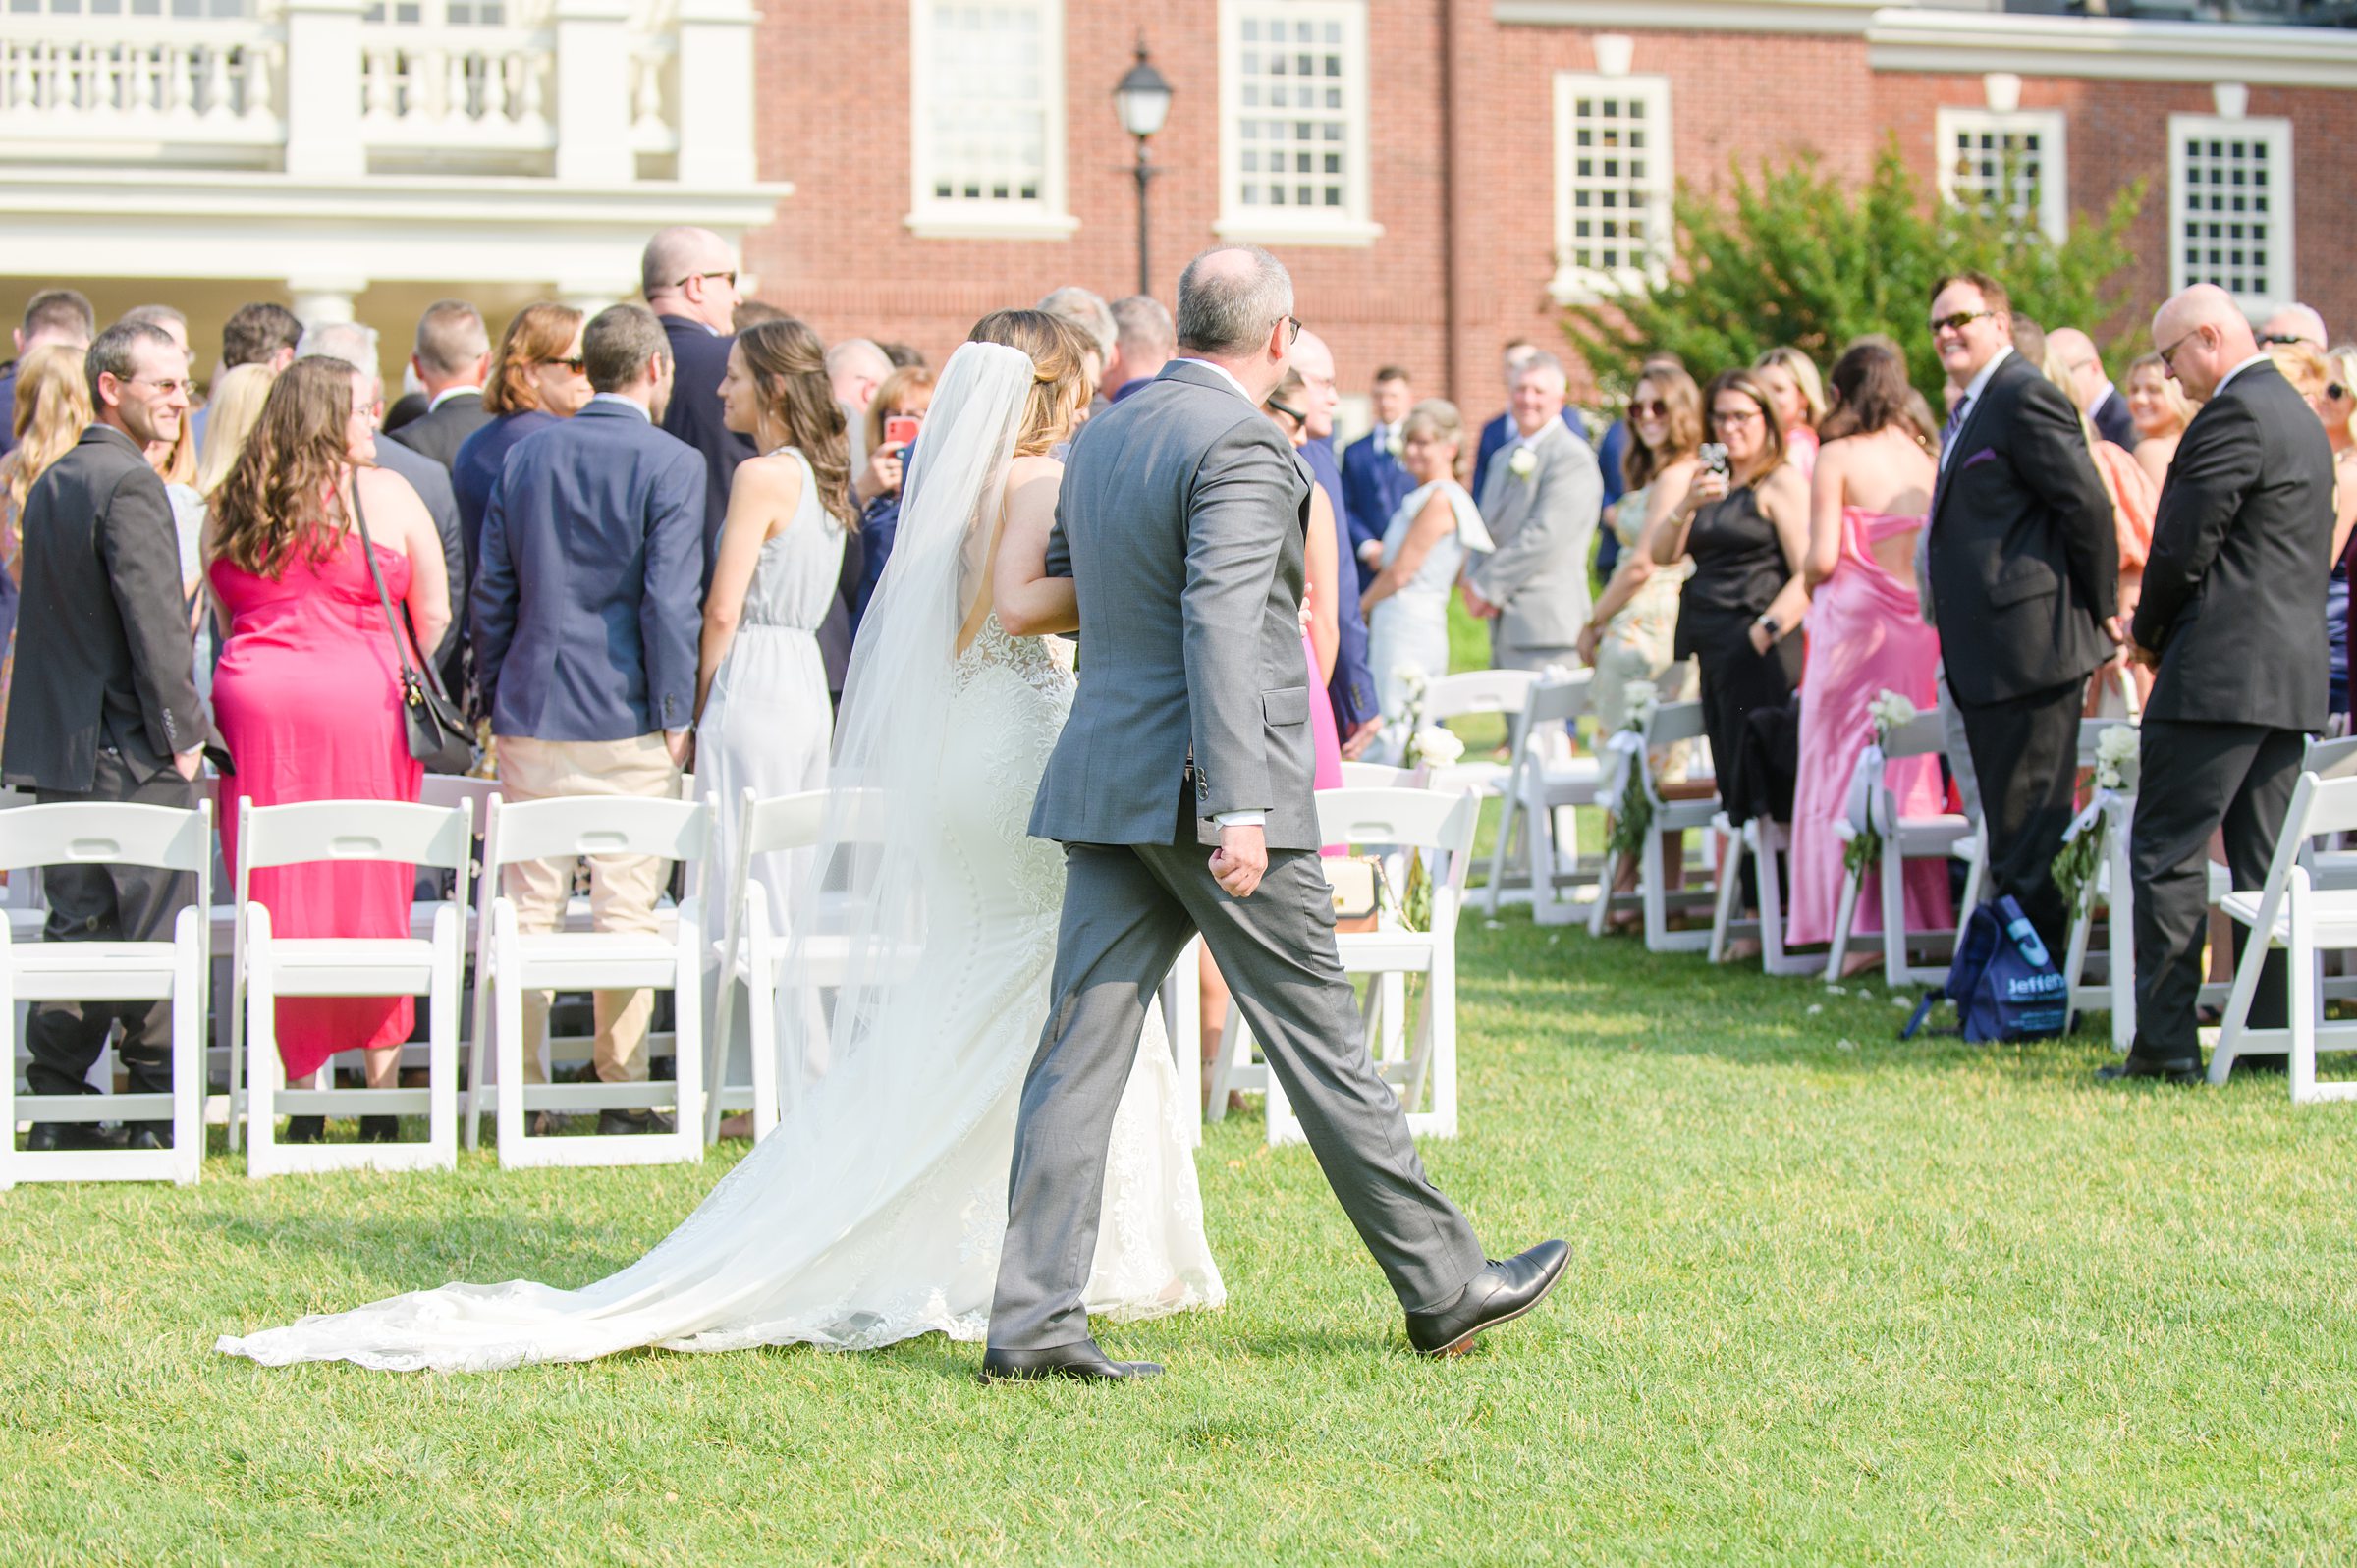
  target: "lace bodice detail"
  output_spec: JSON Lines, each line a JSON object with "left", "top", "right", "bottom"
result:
{"left": 948, "top": 612, "right": 1074, "bottom": 919}
{"left": 740, "top": 448, "right": 846, "bottom": 633}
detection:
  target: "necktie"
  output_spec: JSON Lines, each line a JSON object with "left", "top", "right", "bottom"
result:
{"left": 1938, "top": 394, "right": 1970, "bottom": 471}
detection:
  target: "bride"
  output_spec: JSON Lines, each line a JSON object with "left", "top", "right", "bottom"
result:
{"left": 218, "top": 313, "right": 1224, "bottom": 1372}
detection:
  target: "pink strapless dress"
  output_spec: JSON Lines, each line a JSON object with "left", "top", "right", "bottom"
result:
{"left": 1784, "top": 507, "right": 1950, "bottom": 946}
{"left": 1303, "top": 632, "right": 1343, "bottom": 855}
{"left": 210, "top": 538, "right": 425, "bottom": 1082}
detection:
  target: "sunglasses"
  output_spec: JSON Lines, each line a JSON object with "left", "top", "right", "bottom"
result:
{"left": 540, "top": 355, "right": 586, "bottom": 374}
{"left": 1929, "top": 310, "right": 1995, "bottom": 336}
{"left": 2157, "top": 328, "right": 2202, "bottom": 373}
{"left": 2258, "top": 332, "right": 2312, "bottom": 348}
{"left": 674, "top": 270, "right": 738, "bottom": 290}
{"left": 2330, "top": 383, "right": 2350, "bottom": 402}
{"left": 1266, "top": 396, "right": 1305, "bottom": 423}
{"left": 1632, "top": 399, "right": 1671, "bottom": 419}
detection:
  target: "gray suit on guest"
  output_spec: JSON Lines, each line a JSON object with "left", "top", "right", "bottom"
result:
{"left": 1468, "top": 417, "right": 1602, "bottom": 670}
{"left": 988, "top": 360, "right": 1488, "bottom": 1352}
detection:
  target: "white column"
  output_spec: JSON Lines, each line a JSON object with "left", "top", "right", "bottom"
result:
{"left": 673, "top": 0, "right": 758, "bottom": 187}
{"left": 282, "top": 0, "right": 368, "bottom": 180}
{"left": 553, "top": 0, "right": 635, "bottom": 185}
{"left": 288, "top": 277, "right": 366, "bottom": 328}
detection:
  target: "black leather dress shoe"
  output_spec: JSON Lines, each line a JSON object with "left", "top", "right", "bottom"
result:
{"left": 125, "top": 1123, "right": 173, "bottom": 1150}
{"left": 597, "top": 1108, "right": 676, "bottom": 1137}
{"left": 1405, "top": 1240, "right": 1571, "bottom": 1357}
{"left": 358, "top": 1115, "right": 400, "bottom": 1143}
{"left": 2095, "top": 1056, "right": 2201, "bottom": 1085}
{"left": 26, "top": 1121, "right": 128, "bottom": 1153}
{"left": 980, "top": 1339, "right": 1163, "bottom": 1384}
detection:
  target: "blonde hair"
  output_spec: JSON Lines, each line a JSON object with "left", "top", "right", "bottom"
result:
{"left": 2042, "top": 345, "right": 2120, "bottom": 513}
{"left": 966, "top": 308, "right": 1094, "bottom": 458}
{"left": 2124, "top": 353, "right": 2194, "bottom": 437}
{"left": 3, "top": 343, "right": 93, "bottom": 519}
{"left": 865, "top": 363, "right": 937, "bottom": 454}
{"left": 2328, "top": 346, "right": 2357, "bottom": 446}
{"left": 1753, "top": 346, "right": 1827, "bottom": 428}
{"left": 2268, "top": 340, "right": 2330, "bottom": 400}
{"left": 1398, "top": 398, "right": 1468, "bottom": 482}
{"left": 195, "top": 363, "right": 279, "bottom": 496}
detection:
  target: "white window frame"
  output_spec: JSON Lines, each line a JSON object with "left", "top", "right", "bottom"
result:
{"left": 2167, "top": 113, "right": 2294, "bottom": 307}
{"left": 1935, "top": 106, "right": 2067, "bottom": 243}
{"left": 1214, "top": 0, "right": 1383, "bottom": 248}
{"left": 904, "top": 0, "right": 1078, "bottom": 242}
{"left": 1548, "top": 71, "right": 1673, "bottom": 303}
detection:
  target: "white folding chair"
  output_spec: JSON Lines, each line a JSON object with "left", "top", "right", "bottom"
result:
{"left": 1823, "top": 710, "right": 1981, "bottom": 987}
{"left": 466, "top": 792, "right": 711, "bottom": 1168}
{"left": 1484, "top": 671, "right": 1605, "bottom": 925}
{"left": 230, "top": 798, "right": 472, "bottom": 1176}
{"left": 1208, "top": 787, "right": 1478, "bottom": 1145}
{"left": 1587, "top": 699, "right": 1722, "bottom": 951}
{"left": 1708, "top": 813, "right": 1820, "bottom": 976}
{"left": 1418, "top": 669, "right": 1540, "bottom": 796}
{"left": 0, "top": 800, "right": 211, "bottom": 1189}
{"left": 2210, "top": 769, "right": 2357, "bottom": 1100}
{"left": 1338, "top": 760, "right": 1419, "bottom": 789}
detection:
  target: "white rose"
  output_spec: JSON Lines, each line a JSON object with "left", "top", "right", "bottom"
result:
{"left": 1386, "top": 433, "right": 1404, "bottom": 460}
{"left": 1866, "top": 689, "right": 1919, "bottom": 737}
{"left": 1507, "top": 447, "right": 1539, "bottom": 481}
{"left": 1412, "top": 727, "right": 1466, "bottom": 768}
{"left": 1391, "top": 661, "right": 1429, "bottom": 695}
{"left": 2095, "top": 723, "right": 2141, "bottom": 791}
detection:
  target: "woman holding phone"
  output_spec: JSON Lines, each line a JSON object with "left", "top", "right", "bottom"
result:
{"left": 850, "top": 364, "right": 936, "bottom": 632}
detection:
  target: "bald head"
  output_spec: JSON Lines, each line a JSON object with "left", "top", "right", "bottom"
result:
{"left": 641, "top": 226, "right": 740, "bottom": 332}
{"left": 2153, "top": 283, "right": 2260, "bottom": 404}
{"left": 1289, "top": 327, "right": 1339, "bottom": 440}
{"left": 2260, "top": 302, "right": 2329, "bottom": 350}
{"left": 827, "top": 338, "right": 893, "bottom": 415}
{"left": 2046, "top": 327, "right": 2109, "bottom": 415}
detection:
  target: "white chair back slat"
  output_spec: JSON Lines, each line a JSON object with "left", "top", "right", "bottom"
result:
{"left": 239, "top": 799, "right": 476, "bottom": 876}
{"left": 2302, "top": 734, "right": 2357, "bottom": 782}
{"left": 1421, "top": 669, "right": 1539, "bottom": 722}
{"left": 0, "top": 801, "right": 213, "bottom": 877}
{"left": 417, "top": 774, "right": 499, "bottom": 815}
{"left": 1882, "top": 710, "right": 1948, "bottom": 761}
{"left": 1315, "top": 787, "right": 1479, "bottom": 885}
{"left": 485, "top": 794, "right": 711, "bottom": 868}
{"left": 1337, "top": 760, "right": 1418, "bottom": 790}
{"left": 1517, "top": 670, "right": 1594, "bottom": 730}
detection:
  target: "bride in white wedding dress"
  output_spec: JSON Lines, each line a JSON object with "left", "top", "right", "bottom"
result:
{"left": 218, "top": 320, "right": 1223, "bottom": 1373}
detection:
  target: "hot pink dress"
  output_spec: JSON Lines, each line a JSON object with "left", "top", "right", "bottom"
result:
{"left": 1304, "top": 632, "right": 1343, "bottom": 854}
{"left": 1784, "top": 506, "right": 1949, "bottom": 946}
{"left": 210, "top": 535, "right": 424, "bottom": 1082}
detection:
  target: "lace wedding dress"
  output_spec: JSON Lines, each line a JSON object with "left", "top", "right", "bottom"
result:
{"left": 218, "top": 344, "right": 1223, "bottom": 1373}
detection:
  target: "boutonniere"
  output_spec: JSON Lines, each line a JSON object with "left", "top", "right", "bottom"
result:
{"left": 1385, "top": 431, "right": 1403, "bottom": 460}
{"left": 1507, "top": 446, "right": 1538, "bottom": 482}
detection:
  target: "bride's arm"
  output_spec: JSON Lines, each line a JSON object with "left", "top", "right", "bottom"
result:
{"left": 697, "top": 455, "right": 800, "bottom": 721}
{"left": 993, "top": 458, "right": 1078, "bottom": 637}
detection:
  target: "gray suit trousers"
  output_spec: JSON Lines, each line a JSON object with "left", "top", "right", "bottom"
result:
{"left": 988, "top": 841, "right": 1488, "bottom": 1350}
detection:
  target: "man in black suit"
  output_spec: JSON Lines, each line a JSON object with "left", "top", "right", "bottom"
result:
{"left": 2050, "top": 327, "right": 2137, "bottom": 450}
{"left": 386, "top": 300, "right": 493, "bottom": 471}
{"left": 640, "top": 225, "right": 753, "bottom": 590}
{"left": 2, "top": 320, "right": 208, "bottom": 1150}
{"left": 0, "top": 288, "right": 95, "bottom": 460}
{"left": 2105, "top": 286, "right": 2335, "bottom": 1083}
{"left": 1921, "top": 271, "right": 2119, "bottom": 956}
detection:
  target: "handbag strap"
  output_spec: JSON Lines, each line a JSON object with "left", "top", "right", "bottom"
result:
{"left": 348, "top": 478, "right": 453, "bottom": 704}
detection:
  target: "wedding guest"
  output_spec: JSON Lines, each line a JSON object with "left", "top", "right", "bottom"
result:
{"left": 1784, "top": 340, "right": 1946, "bottom": 951}
{"left": 881, "top": 342, "right": 925, "bottom": 369}
{"left": 732, "top": 298, "right": 788, "bottom": 332}
{"left": 2039, "top": 344, "right": 2159, "bottom": 716}
{"left": 1470, "top": 340, "right": 1588, "bottom": 502}
{"left": 221, "top": 301, "right": 302, "bottom": 375}
{"left": 1037, "top": 285, "right": 1117, "bottom": 393}
{"left": 2111, "top": 284, "right": 2333, "bottom": 1084}
{"left": 2258, "top": 303, "right": 2329, "bottom": 351}
{"left": 451, "top": 302, "right": 588, "bottom": 576}
{"left": 2123, "top": 351, "right": 2193, "bottom": 490}
{"left": 1102, "top": 295, "right": 1174, "bottom": 404}
{"left": 1342, "top": 365, "right": 1416, "bottom": 593}
{"left": 208, "top": 357, "right": 449, "bottom": 1142}
{"left": 1753, "top": 346, "right": 1826, "bottom": 478}
{"left": 119, "top": 304, "right": 191, "bottom": 355}
{"left": 2050, "top": 327, "right": 2137, "bottom": 449}
{"left": 193, "top": 364, "right": 276, "bottom": 498}
{"left": 1261, "top": 368, "right": 1345, "bottom": 787}
{"left": 826, "top": 338, "right": 893, "bottom": 442}
{"left": 3, "top": 319, "right": 206, "bottom": 1151}
{"left": 385, "top": 300, "right": 494, "bottom": 472}
{"left": 1465, "top": 351, "right": 1602, "bottom": 672}
{"left": 1578, "top": 362, "right": 1700, "bottom": 747}
{"left": 1921, "top": 270, "right": 2116, "bottom": 956}
{"left": 1657, "top": 370, "right": 1809, "bottom": 832}
{"left": 642, "top": 226, "right": 752, "bottom": 584}
{"left": 0, "top": 288, "right": 94, "bottom": 460}
{"left": 472, "top": 304, "right": 703, "bottom": 1136}
{"left": 2267, "top": 341, "right": 2357, "bottom": 716}
{"left": 0, "top": 345, "right": 94, "bottom": 752}
{"left": 1287, "top": 328, "right": 1380, "bottom": 756}
{"left": 850, "top": 362, "right": 934, "bottom": 631}
{"left": 1362, "top": 399, "right": 1488, "bottom": 747}
{"left": 1593, "top": 353, "right": 1686, "bottom": 583}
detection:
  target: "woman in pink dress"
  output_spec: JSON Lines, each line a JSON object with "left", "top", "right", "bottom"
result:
{"left": 1755, "top": 347, "right": 1827, "bottom": 481}
{"left": 206, "top": 357, "right": 451, "bottom": 1144}
{"left": 1784, "top": 339, "right": 1949, "bottom": 951}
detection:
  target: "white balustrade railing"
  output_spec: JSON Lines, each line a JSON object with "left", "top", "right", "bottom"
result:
{"left": 0, "top": 18, "right": 284, "bottom": 149}
{"left": 359, "top": 22, "right": 553, "bottom": 152}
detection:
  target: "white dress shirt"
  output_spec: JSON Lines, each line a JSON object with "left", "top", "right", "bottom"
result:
{"left": 2212, "top": 351, "right": 2273, "bottom": 399}
{"left": 1939, "top": 344, "right": 2013, "bottom": 471}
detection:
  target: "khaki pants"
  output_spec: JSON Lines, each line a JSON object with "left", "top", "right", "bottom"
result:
{"left": 496, "top": 732, "right": 681, "bottom": 1085}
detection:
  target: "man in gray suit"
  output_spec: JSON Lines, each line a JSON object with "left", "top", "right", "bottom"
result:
{"left": 1463, "top": 352, "right": 1602, "bottom": 671}
{"left": 983, "top": 248, "right": 1567, "bottom": 1384}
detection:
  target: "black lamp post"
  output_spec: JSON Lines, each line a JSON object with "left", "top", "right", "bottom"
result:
{"left": 1114, "top": 39, "right": 1173, "bottom": 297}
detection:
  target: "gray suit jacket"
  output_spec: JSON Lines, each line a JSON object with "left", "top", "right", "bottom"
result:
{"left": 1467, "top": 417, "right": 1601, "bottom": 654}
{"left": 1028, "top": 360, "right": 1322, "bottom": 852}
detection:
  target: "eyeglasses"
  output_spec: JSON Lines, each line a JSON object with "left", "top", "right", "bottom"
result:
{"left": 674, "top": 270, "right": 738, "bottom": 291}
{"left": 120, "top": 376, "right": 191, "bottom": 396}
{"left": 539, "top": 356, "right": 586, "bottom": 374}
{"left": 1711, "top": 406, "right": 1763, "bottom": 427}
{"left": 1632, "top": 399, "right": 1671, "bottom": 419}
{"left": 1929, "top": 310, "right": 1995, "bottom": 336}
{"left": 1282, "top": 315, "right": 1303, "bottom": 346}
{"left": 2157, "top": 328, "right": 2203, "bottom": 373}
{"left": 1266, "top": 396, "right": 1305, "bottom": 424}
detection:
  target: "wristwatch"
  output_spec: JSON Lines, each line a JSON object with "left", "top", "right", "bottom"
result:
{"left": 1756, "top": 615, "right": 1781, "bottom": 641}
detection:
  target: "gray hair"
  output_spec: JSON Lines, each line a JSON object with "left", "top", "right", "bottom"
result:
{"left": 1037, "top": 286, "right": 1116, "bottom": 361}
{"left": 825, "top": 338, "right": 893, "bottom": 383}
{"left": 1175, "top": 246, "right": 1292, "bottom": 358}
{"left": 83, "top": 319, "right": 180, "bottom": 405}
{"left": 1111, "top": 294, "right": 1176, "bottom": 360}
{"left": 296, "top": 320, "right": 385, "bottom": 397}
{"left": 1400, "top": 398, "right": 1468, "bottom": 481}
{"left": 119, "top": 303, "right": 188, "bottom": 336}
{"left": 583, "top": 303, "right": 671, "bottom": 392}
{"left": 1513, "top": 351, "right": 1568, "bottom": 391}
{"left": 414, "top": 299, "right": 489, "bottom": 375}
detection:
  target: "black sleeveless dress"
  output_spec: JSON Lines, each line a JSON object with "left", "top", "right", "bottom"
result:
{"left": 1675, "top": 483, "right": 1804, "bottom": 822}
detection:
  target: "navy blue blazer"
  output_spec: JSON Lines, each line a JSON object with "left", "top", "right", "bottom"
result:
{"left": 1470, "top": 406, "right": 1590, "bottom": 506}
{"left": 1339, "top": 426, "right": 1417, "bottom": 594}
{"left": 1302, "top": 437, "right": 1378, "bottom": 736}
{"left": 471, "top": 399, "right": 706, "bottom": 741}
{"left": 657, "top": 314, "right": 754, "bottom": 590}
{"left": 452, "top": 409, "right": 557, "bottom": 576}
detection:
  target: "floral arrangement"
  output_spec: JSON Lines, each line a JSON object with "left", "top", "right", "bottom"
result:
{"left": 1381, "top": 662, "right": 1429, "bottom": 764}
{"left": 2054, "top": 723, "right": 2141, "bottom": 911}
{"left": 1406, "top": 727, "right": 1465, "bottom": 770}
{"left": 1602, "top": 678, "right": 1659, "bottom": 862}
{"left": 1842, "top": 690, "right": 1919, "bottom": 876}
{"left": 1507, "top": 446, "right": 1539, "bottom": 481}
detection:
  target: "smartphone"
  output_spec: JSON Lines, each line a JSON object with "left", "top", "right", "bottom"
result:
{"left": 1699, "top": 442, "right": 1729, "bottom": 477}
{"left": 883, "top": 415, "right": 921, "bottom": 452}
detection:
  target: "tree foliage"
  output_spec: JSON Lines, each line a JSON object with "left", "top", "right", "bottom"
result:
{"left": 1563, "top": 140, "right": 2146, "bottom": 406}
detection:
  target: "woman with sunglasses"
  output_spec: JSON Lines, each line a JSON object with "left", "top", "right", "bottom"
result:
{"left": 450, "top": 303, "right": 590, "bottom": 587}
{"left": 2268, "top": 341, "right": 2357, "bottom": 717}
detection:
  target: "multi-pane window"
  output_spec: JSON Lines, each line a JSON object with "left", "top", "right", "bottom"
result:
{"left": 1937, "top": 108, "right": 2066, "bottom": 243}
{"left": 2168, "top": 115, "right": 2294, "bottom": 306}
{"left": 1551, "top": 73, "right": 1672, "bottom": 298}
{"left": 1217, "top": 0, "right": 1377, "bottom": 244}
{"left": 906, "top": 0, "right": 1072, "bottom": 238}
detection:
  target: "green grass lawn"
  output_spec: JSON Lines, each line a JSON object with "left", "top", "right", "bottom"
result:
{"left": 6, "top": 910, "right": 2357, "bottom": 1565}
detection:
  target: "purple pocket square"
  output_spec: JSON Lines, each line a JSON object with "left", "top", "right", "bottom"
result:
{"left": 1960, "top": 447, "right": 1998, "bottom": 469}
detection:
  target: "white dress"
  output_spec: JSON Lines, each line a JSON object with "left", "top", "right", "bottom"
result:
{"left": 217, "top": 347, "right": 1224, "bottom": 1372}
{"left": 1367, "top": 478, "right": 1489, "bottom": 731}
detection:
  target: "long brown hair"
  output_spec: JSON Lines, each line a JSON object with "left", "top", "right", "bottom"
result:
{"left": 1621, "top": 365, "right": 1703, "bottom": 491}
{"left": 2, "top": 343, "right": 93, "bottom": 519}
{"left": 1704, "top": 368, "right": 1787, "bottom": 483}
{"left": 967, "top": 308, "right": 1094, "bottom": 458}
{"left": 482, "top": 302, "right": 584, "bottom": 416}
{"left": 1818, "top": 337, "right": 1921, "bottom": 445}
{"left": 737, "top": 317, "right": 857, "bottom": 531}
{"left": 207, "top": 357, "right": 359, "bottom": 578}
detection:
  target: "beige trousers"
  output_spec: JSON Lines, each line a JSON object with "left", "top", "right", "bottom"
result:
{"left": 495, "top": 732, "right": 682, "bottom": 1085}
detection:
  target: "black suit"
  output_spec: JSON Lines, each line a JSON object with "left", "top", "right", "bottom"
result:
{"left": 1926, "top": 351, "right": 2119, "bottom": 951}
{"left": 2092, "top": 386, "right": 2137, "bottom": 451}
{"left": 387, "top": 387, "right": 493, "bottom": 472}
{"left": 655, "top": 313, "right": 752, "bottom": 591}
{"left": 2127, "top": 360, "right": 2333, "bottom": 1065}
{"left": 1, "top": 424, "right": 205, "bottom": 1099}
